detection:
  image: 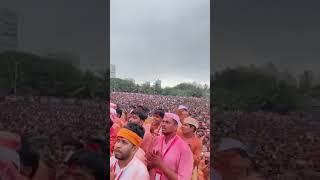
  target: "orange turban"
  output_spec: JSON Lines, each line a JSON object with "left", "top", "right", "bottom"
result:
{"left": 117, "top": 128, "right": 143, "bottom": 147}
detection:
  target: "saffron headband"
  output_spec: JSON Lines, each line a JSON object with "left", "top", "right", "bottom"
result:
{"left": 117, "top": 128, "right": 143, "bottom": 147}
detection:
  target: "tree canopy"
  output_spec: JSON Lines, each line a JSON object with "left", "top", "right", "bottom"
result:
{"left": 0, "top": 51, "right": 106, "bottom": 98}
{"left": 213, "top": 63, "right": 320, "bottom": 112}
{"left": 110, "top": 78, "right": 209, "bottom": 98}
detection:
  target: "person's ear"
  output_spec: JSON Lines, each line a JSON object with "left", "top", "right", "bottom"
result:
{"left": 132, "top": 145, "right": 139, "bottom": 154}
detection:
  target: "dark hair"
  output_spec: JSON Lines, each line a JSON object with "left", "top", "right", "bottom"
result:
{"left": 190, "top": 124, "right": 197, "bottom": 133}
{"left": 18, "top": 147, "right": 40, "bottom": 178}
{"left": 87, "top": 137, "right": 106, "bottom": 154}
{"left": 62, "top": 139, "right": 84, "bottom": 150}
{"left": 124, "top": 122, "right": 145, "bottom": 139}
{"left": 232, "top": 148, "right": 249, "bottom": 159}
{"left": 137, "top": 105, "right": 150, "bottom": 114}
{"left": 116, "top": 108, "right": 123, "bottom": 118}
{"left": 153, "top": 108, "right": 165, "bottom": 119}
{"left": 67, "top": 149, "right": 106, "bottom": 180}
{"left": 131, "top": 109, "right": 148, "bottom": 121}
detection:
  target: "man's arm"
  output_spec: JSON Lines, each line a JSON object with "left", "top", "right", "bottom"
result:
{"left": 194, "top": 139, "right": 203, "bottom": 166}
{"left": 158, "top": 162, "right": 178, "bottom": 180}
{"left": 148, "top": 151, "right": 178, "bottom": 180}
{"left": 176, "top": 147, "right": 194, "bottom": 180}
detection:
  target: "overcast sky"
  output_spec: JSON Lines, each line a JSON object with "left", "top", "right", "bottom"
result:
{"left": 1, "top": 0, "right": 107, "bottom": 71}
{"left": 110, "top": 0, "right": 210, "bottom": 87}
{"left": 214, "top": 0, "right": 320, "bottom": 78}
{"left": 3, "top": 0, "right": 319, "bottom": 85}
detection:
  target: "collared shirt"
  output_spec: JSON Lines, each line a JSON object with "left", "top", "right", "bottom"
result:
{"left": 135, "top": 147, "right": 147, "bottom": 165}
{"left": 177, "top": 131, "right": 203, "bottom": 166}
{"left": 148, "top": 135, "right": 194, "bottom": 180}
{"left": 110, "top": 156, "right": 150, "bottom": 180}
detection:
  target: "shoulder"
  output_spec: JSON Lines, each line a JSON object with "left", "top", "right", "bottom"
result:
{"left": 176, "top": 136, "right": 193, "bottom": 153}
{"left": 176, "top": 129, "right": 183, "bottom": 137}
{"left": 153, "top": 135, "right": 164, "bottom": 142}
{"left": 135, "top": 148, "right": 146, "bottom": 158}
{"left": 110, "top": 156, "right": 117, "bottom": 166}
{"left": 132, "top": 157, "right": 148, "bottom": 172}
{"left": 194, "top": 137, "right": 203, "bottom": 146}
{"left": 176, "top": 136, "right": 189, "bottom": 147}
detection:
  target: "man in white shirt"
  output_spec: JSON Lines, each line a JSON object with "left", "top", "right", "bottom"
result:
{"left": 110, "top": 122, "right": 149, "bottom": 180}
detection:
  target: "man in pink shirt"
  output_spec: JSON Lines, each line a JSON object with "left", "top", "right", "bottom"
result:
{"left": 147, "top": 113, "right": 193, "bottom": 180}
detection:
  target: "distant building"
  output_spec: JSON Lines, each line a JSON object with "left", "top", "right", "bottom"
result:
{"left": 154, "top": 79, "right": 161, "bottom": 88}
{"left": 0, "top": 9, "right": 18, "bottom": 52}
{"left": 110, "top": 64, "right": 116, "bottom": 78}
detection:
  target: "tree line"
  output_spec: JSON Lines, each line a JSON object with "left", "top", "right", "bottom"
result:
{"left": 110, "top": 78, "right": 210, "bottom": 98}
{"left": 2, "top": 50, "right": 318, "bottom": 113}
{"left": 0, "top": 51, "right": 106, "bottom": 99}
{"left": 213, "top": 62, "right": 320, "bottom": 112}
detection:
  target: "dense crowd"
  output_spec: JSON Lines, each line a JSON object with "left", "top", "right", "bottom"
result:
{"left": 1, "top": 92, "right": 319, "bottom": 180}
{"left": 0, "top": 96, "right": 106, "bottom": 180}
{"left": 110, "top": 92, "right": 211, "bottom": 180}
{"left": 213, "top": 111, "right": 320, "bottom": 180}
{"left": 110, "top": 92, "right": 211, "bottom": 152}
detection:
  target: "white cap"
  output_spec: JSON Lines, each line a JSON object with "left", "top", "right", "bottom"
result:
{"left": 178, "top": 105, "right": 188, "bottom": 111}
{"left": 165, "top": 113, "right": 182, "bottom": 127}
{"left": 183, "top": 117, "right": 199, "bottom": 129}
{"left": 218, "top": 138, "right": 247, "bottom": 152}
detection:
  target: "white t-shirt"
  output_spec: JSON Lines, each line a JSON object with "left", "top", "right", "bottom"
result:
{"left": 110, "top": 156, "right": 150, "bottom": 180}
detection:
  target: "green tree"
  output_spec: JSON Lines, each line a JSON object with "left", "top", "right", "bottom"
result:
{"left": 213, "top": 66, "right": 298, "bottom": 112}
{"left": 110, "top": 78, "right": 136, "bottom": 92}
{"left": 0, "top": 51, "right": 104, "bottom": 98}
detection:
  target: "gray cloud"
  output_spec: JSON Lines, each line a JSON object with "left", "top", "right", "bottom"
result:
{"left": 111, "top": 0, "right": 210, "bottom": 87}
{"left": 1, "top": 0, "right": 107, "bottom": 71}
{"left": 214, "top": 0, "right": 320, "bottom": 77}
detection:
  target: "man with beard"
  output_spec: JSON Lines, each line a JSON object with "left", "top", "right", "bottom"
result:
{"left": 178, "top": 117, "right": 204, "bottom": 179}
{"left": 128, "top": 108, "right": 148, "bottom": 126}
{"left": 141, "top": 108, "right": 165, "bottom": 152}
{"left": 147, "top": 113, "right": 193, "bottom": 180}
{"left": 110, "top": 122, "right": 149, "bottom": 180}
{"left": 149, "top": 108, "right": 165, "bottom": 136}
{"left": 176, "top": 105, "right": 190, "bottom": 136}
{"left": 176, "top": 105, "right": 190, "bottom": 123}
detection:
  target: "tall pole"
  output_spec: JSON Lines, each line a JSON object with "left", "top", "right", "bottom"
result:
{"left": 14, "top": 62, "right": 18, "bottom": 94}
